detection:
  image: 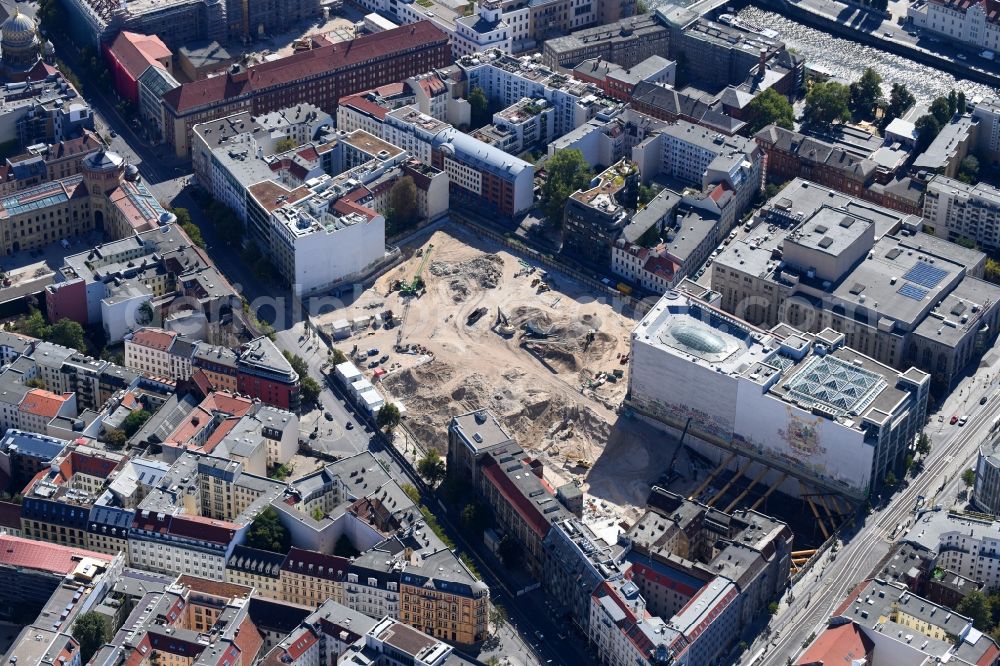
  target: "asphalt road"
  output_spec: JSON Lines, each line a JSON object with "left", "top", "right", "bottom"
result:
{"left": 752, "top": 362, "right": 1000, "bottom": 665}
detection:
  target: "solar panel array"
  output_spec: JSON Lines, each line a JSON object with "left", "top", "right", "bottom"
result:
{"left": 904, "top": 263, "right": 948, "bottom": 289}
{"left": 898, "top": 283, "right": 929, "bottom": 301}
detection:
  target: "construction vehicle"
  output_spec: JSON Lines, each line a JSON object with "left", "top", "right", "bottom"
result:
{"left": 536, "top": 282, "right": 550, "bottom": 293}
{"left": 494, "top": 308, "right": 516, "bottom": 337}
{"left": 399, "top": 244, "right": 433, "bottom": 297}
{"left": 466, "top": 307, "right": 488, "bottom": 326}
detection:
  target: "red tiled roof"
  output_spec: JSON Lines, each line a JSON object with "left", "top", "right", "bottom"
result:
{"left": 795, "top": 622, "right": 874, "bottom": 666}
{"left": 19, "top": 389, "right": 70, "bottom": 419}
{"left": 0, "top": 534, "right": 111, "bottom": 574}
{"left": 131, "top": 328, "right": 177, "bottom": 351}
{"left": 338, "top": 92, "right": 392, "bottom": 121}
{"left": 286, "top": 627, "right": 318, "bottom": 660}
{"left": 163, "top": 21, "right": 447, "bottom": 114}
{"left": 233, "top": 615, "right": 264, "bottom": 660}
{"left": 109, "top": 31, "right": 171, "bottom": 80}
{"left": 176, "top": 574, "right": 252, "bottom": 599}
{"left": 169, "top": 514, "right": 240, "bottom": 544}
{"left": 480, "top": 456, "right": 551, "bottom": 539}
{"left": 59, "top": 450, "right": 120, "bottom": 482}
{"left": 166, "top": 391, "right": 254, "bottom": 446}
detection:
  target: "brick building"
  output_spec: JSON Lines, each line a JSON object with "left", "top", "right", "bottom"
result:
{"left": 160, "top": 22, "right": 451, "bottom": 155}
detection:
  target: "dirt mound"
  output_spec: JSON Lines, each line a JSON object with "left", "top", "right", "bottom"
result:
{"left": 429, "top": 254, "right": 504, "bottom": 291}
{"left": 383, "top": 355, "right": 614, "bottom": 462}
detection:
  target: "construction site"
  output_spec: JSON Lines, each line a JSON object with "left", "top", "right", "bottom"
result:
{"left": 314, "top": 226, "right": 678, "bottom": 523}
{"left": 316, "top": 225, "right": 854, "bottom": 553}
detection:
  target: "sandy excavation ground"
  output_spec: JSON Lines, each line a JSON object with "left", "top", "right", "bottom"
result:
{"left": 316, "top": 226, "right": 671, "bottom": 518}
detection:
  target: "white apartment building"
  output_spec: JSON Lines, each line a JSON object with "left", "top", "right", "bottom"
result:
{"left": 973, "top": 98, "right": 1000, "bottom": 165}
{"left": 124, "top": 328, "right": 178, "bottom": 378}
{"left": 907, "top": 510, "right": 1000, "bottom": 590}
{"left": 923, "top": 174, "right": 1000, "bottom": 251}
{"left": 345, "top": 562, "right": 401, "bottom": 620}
{"left": 908, "top": 0, "right": 1000, "bottom": 53}
{"left": 629, "top": 119, "right": 762, "bottom": 233}
{"left": 456, "top": 49, "right": 623, "bottom": 139}
{"left": 452, "top": 1, "right": 513, "bottom": 57}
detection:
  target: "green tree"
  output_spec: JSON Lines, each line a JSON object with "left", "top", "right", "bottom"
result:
{"left": 460, "top": 501, "right": 489, "bottom": 536}
{"left": 916, "top": 432, "right": 932, "bottom": 456}
{"left": 744, "top": 88, "right": 795, "bottom": 135}
{"left": 489, "top": 604, "right": 508, "bottom": 633}
{"left": 275, "top": 137, "right": 298, "bottom": 153}
{"left": 469, "top": 86, "right": 490, "bottom": 129}
{"left": 638, "top": 184, "right": 661, "bottom": 206}
{"left": 246, "top": 506, "right": 291, "bottom": 553}
{"left": 330, "top": 348, "right": 348, "bottom": 365}
{"left": 401, "top": 483, "right": 421, "bottom": 504}
{"left": 768, "top": 601, "right": 780, "bottom": 615}
{"left": 25, "top": 377, "right": 46, "bottom": 389}
{"left": 882, "top": 83, "right": 916, "bottom": 127}
{"left": 962, "top": 468, "right": 977, "bottom": 488}
{"left": 497, "top": 534, "right": 521, "bottom": 568}
{"left": 377, "top": 403, "right": 401, "bottom": 431}
{"left": 311, "top": 506, "right": 325, "bottom": 520}
{"left": 985, "top": 258, "right": 1000, "bottom": 285}
{"left": 958, "top": 155, "right": 980, "bottom": 184}
{"left": 207, "top": 201, "right": 244, "bottom": 246}
{"left": 172, "top": 207, "right": 192, "bottom": 227}
{"left": 884, "top": 470, "right": 898, "bottom": 487}
{"left": 386, "top": 176, "right": 419, "bottom": 236}
{"left": 804, "top": 81, "right": 851, "bottom": 128}
{"left": 957, "top": 91, "right": 967, "bottom": 113}
{"left": 542, "top": 148, "right": 592, "bottom": 226}
{"left": 849, "top": 68, "right": 883, "bottom": 120}
{"left": 283, "top": 351, "right": 310, "bottom": 378}
{"left": 929, "top": 96, "right": 953, "bottom": 125}
{"left": 915, "top": 114, "right": 941, "bottom": 152}
{"left": 122, "top": 409, "right": 151, "bottom": 437}
{"left": 300, "top": 376, "right": 321, "bottom": 405}
{"left": 948, "top": 90, "right": 959, "bottom": 117}
{"left": 73, "top": 612, "right": 110, "bottom": 663}
{"left": 104, "top": 428, "right": 127, "bottom": 449}
{"left": 19, "top": 310, "right": 48, "bottom": 339}
{"left": 136, "top": 301, "right": 154, "bottom": 327}
{"left": 957, "top": 590, "right": 993, "bottom": 631}
{"left": 48, "top": 318, "right": 86, "bottom": 351}
{"left": 417, "top": 449, "right": 446, "bottom": 487}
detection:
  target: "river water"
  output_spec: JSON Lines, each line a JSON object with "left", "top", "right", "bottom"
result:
{"left": 712, "top": 5, "right": 1000, "bottom": 104}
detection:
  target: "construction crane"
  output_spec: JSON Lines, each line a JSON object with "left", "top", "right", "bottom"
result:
{"left": 399, "top": 244, "right": 433, "bottom": 297}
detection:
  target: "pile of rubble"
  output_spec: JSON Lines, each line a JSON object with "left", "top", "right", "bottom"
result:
{"left": 429, "top": 255, "right": 504, "bottom": 289}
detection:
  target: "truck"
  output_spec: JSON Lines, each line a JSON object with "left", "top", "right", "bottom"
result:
{"left": 616, "top": 282, "right": 633, "bottom": 296}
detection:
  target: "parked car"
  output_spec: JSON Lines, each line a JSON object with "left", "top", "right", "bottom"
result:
{"left": 346, "top": 422, "right": 354, "bottom": 430}
{"left": 981, "top": 395, "right": 989, "bottom": 405}
{"left": 324, "top": 411, "right": 334, "bottom": 421}
{"left": 379, "top": 355, "right": 389, "bottom": 363}
{"left": 367, "top": 348, "right": 379, "bottom": 356}
{"left": 368, "top": 360, "right": 380, "bottom": 368}
{"left": 959, "top": 415, "right": 969, "bottom": 426}
{"left": 950, "top": 415, "right": 959, "bottom": 425}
